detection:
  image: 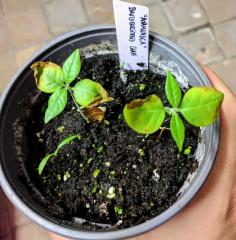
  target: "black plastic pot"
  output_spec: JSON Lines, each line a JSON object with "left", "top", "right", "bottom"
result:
{"left": 0, "top": 26, "right": 219, "bottom": 240}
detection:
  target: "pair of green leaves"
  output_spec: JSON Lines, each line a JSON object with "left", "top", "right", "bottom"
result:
{"left": 38, "top": 135, "right": 81, "bottom": 175}
{"left": 123, "top": 71, "right": 224, "bottom": 152}
{"left": 31, "top": 49, "right": 111, "bottom": 123}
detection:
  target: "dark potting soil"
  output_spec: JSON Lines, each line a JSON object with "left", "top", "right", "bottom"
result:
{"left": 15, "top": 54, "right": 199, "bottom": 230}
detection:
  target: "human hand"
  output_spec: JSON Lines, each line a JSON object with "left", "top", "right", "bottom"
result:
{"left": 50, "top": 66, "right": 236, "bottom": 240}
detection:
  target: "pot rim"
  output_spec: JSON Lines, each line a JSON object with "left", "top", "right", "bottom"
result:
{"left": 0, "top": 25, "right": 219, "bottom": 240}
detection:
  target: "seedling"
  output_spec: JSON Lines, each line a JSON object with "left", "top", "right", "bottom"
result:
{"left": 38, "top": 134, "right": 81, "bottom": 175}
{"left": 184, "top": 146, "right": 192, "bottom": 155}
{"left": 114, "top": 207, "right": 123, "bottom": 215}
{"left": 123, "top": 71, "right": 224, "bottom": 152}
{"left": 93, "top": 169, "right": 101, "bottom": 178}
{"left": 138, "top": 149, "right": 145, "bottom": 157}
{"left": 107, "top": 186, "right": 116, "bottom": 199}
{"left": 31, "top": 49, "right": 112, "bottom": 124}
{"left": 139, "top": 83, "right": 146, "bottom": 91}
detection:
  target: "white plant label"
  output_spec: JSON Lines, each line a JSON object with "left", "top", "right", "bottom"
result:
{"left": 113, "top": 0, "right": 149, "bottom": 71}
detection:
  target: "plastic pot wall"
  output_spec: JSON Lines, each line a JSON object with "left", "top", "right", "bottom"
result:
{"left": 0, "top": 26, "right": 219, "bottom": 240}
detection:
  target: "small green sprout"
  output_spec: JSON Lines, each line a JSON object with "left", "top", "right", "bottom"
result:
{"left": 138, "top": 149, "right": 145, "bottom": 157}
{"left": 105, "top": 161, "right": 111, "bottom": 167}
{"left": 38, "top": 135, "right": 81, "bottom": 175}
{"left": 139, "top": 83, "right": 146, "bottom": 91}
{"left": 56, "top": 126, "right": 64, "bottom": 133}
{"left": 184, "top": 146, "right": 192, "bottom": 155}
{"left": 97, "top": 146, "right": 104, "bottom": 153}
{"left": 104, "top": 120, "right": 110, "bottom": 125}
{"left": 57, "top": 174, "right": 61, "bottom": 181}
{"left": 118, "top": 113, "right": 123, "bottom": 122}
{"left": 99, "top": 189, "right": 103, "bottom": 195}
{"left": 123, "top": 71, "right": 224, "bottom": 152}
{"left": 107, "top": 186, "right": 116, "bottom": 199}
{"left": 87, "top": 157, "right": 93, "bottom": 164}
{"left": 92, "top": 186, "right": 97, "bottom": 193}
{"left": 114, "top": 207, "right": 123, "bottom": 215}
{"left": 93, "top": 169, "right": 101, "bottom": 178}
{"left": 63, "top": 171, "right": 71, "bottom": 181}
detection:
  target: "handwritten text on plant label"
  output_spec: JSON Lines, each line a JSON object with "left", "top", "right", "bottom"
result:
{"left": 113, "top": 0, "right": 149, "bottom": 71}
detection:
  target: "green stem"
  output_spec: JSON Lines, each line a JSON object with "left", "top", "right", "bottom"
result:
{"left": 164, "top": 107, "right": 181, "bottom": 115}
{"left": 67, "top": 86, "right": 89, "bottom": 123}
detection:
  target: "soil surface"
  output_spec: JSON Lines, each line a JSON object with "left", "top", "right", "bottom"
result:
{"left": 15, "top": 54, "right": 199, "bottom": 230}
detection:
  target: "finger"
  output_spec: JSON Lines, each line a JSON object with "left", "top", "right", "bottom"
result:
{"left": 49, "top": 233, "right": 70, "bottom": 240}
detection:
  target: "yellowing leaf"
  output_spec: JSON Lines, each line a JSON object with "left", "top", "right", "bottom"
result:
{"left": 31, "top": 62, "right": 64, "bottom": 93}
{"left": 73, "top": 79, "right": 112, "bottom": 107}
{"left": 123, "top": 94, "right": 166, "bottom": 134}
{"left": 180, "top": 87, "right": 224, "bottom": 126}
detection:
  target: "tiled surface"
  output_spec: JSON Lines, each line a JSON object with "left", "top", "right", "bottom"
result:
{"left": 199, "top": 0, "right": 236, "bottom": 24}
{"left": 44, "top": 0, "right": 89, "bottom": 35}
{"left": 162, "top": 0, "right": 208, "bottom": 33}
{"left": 0, "top": 0, "right": 236, "bottom": 239}
{"left": 214, "top": 19, "right": 236, "bottom": 58}
{"left": 149, "top": 3, "right": 172, "bottom": 37}
{"left": 8, "top": 10, "right": 50, "bottom": 48}
{"left": 177, "top": 28, "right": 223, "bottom": 64}
{"left": 84, "top": 0, "right": 114, "bottom": 24}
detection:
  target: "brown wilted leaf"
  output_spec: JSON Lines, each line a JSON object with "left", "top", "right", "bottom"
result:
{"left": 30, "top": 61, "right": 63, "bottom": 93}
{"left": 84, "top": 107, "right": 105, "bottom": 122}
{"left": 127, "top": 96, "right": 151, "bottom": 109}
{"left": 89, "top": 96, "right": 114, "bottom": 108}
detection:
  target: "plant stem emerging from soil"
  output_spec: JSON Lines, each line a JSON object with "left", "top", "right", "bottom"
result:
{"left": 67, "top": 86, "right": 89, "bottom": 123}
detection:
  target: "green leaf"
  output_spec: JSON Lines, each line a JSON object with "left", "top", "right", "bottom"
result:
{"left": 114, "top": 207, "right": 123, "bottom": 215}
{"left": 180, "top": 87, "right": 224, "bottom": 126}
{"left": 170, "top": 113, "right": 185, "bottom": 152}
{"left": 165, "top": 71, "right": 182, "bottom": 107}
{"left": 73, "top": 79, "right": 112, "bottom": 107}
{"left": 45, "top": 88, "right": 68, "bottom": 123}
{"left": 38, "top": 153, "right": 55, "bottom": 175}
{"left": 38, "top": 135, "right": 81, "bottom": 175}
{"left": 63, "top": 49, "right": 81, "bottom": 84}
{"left": 184, "top": 146, "right": 192, "bottom": 155}
{"left": 123, "top": 94, "right": 166, "bottom": 134}
{"left": 56, "top": 134, "right": 81, "bottom": 153}
{"left": 31, "top": 62, "right": 64, "bottom": 93}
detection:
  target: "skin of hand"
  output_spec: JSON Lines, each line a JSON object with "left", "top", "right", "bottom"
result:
{"left": 50, "top": 66, "right": 236, "bottom": 240}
